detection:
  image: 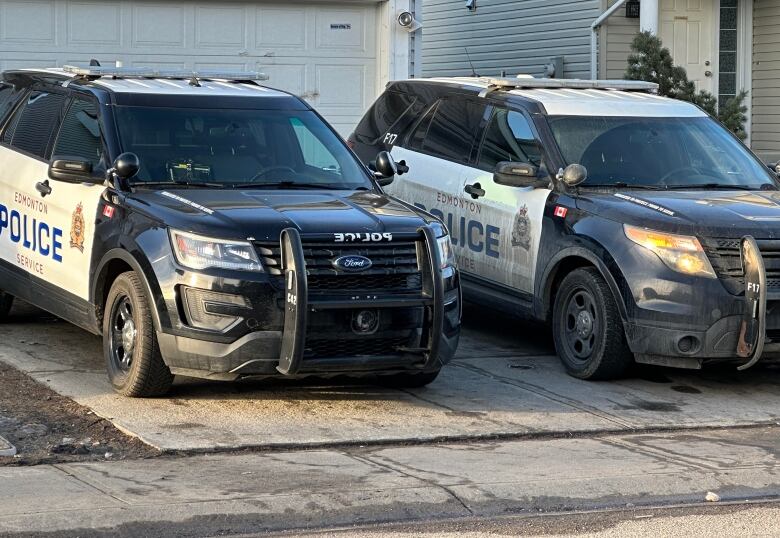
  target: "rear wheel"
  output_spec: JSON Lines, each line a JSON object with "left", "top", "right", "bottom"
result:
{"left": 376, "top": 369, "right": 440, "bottom": 389}
{"left": 103, "top": 272, "right": 173, "bottom": 397}
{"left": 552, "top": 267, "right": 633, "bottom": 380}
{"left": 0, "top": 292, "right": 13, "bottom": 321}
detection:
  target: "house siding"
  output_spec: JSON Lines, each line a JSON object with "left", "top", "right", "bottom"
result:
{"left": 421, "top": 0, "right": 602, "bottom": 78}
{"left": 601, "top": 0, "right": 640, "bottom": 78}
{"left": 752, "top": 0, "right": 780, "bottom": 161}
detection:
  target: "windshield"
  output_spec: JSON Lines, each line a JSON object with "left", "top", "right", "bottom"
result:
{"left": 547, "top": 116, "right": 777, "bottom": 189}
{"left": 115, "top": 107, "right": 371, "bottom": 189}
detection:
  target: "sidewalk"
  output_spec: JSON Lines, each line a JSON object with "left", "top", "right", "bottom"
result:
{"left": 3, "top": 426, "right": 780, "bottom": 537}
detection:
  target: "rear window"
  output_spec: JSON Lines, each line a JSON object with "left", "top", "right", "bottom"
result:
{"left": 354, "top": 91, "right": 418, "bottom": 143}
{"left": 408, "top": 98, "right": 485, "bottom": 163}
{"left": 3, "top": 91, "right": 66, "bottom": 158}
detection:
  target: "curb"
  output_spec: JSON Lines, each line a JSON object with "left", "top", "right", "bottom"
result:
{"left": 0, "top": 434, "right": 16, "bottom": 457}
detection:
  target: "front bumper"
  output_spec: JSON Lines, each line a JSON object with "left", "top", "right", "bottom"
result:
{"left": 155, "top": 227, "right": 461, "bottom": 380}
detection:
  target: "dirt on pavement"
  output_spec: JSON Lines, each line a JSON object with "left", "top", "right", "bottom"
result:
{"left": 0, "top": 360, "right": 159, "bottom": 466}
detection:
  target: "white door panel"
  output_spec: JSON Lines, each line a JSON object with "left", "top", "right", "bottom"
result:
{"left": 0, "top": 0, "right": 376, "bottom": 136}
{"left": 0, "top": 148, "right": 101, "bottom": 300}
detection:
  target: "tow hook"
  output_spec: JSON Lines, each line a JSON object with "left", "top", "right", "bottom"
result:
{"left": 736, "top": 235, "right": 767, "bottom": 370}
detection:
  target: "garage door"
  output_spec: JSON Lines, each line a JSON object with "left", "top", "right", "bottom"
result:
{"left": 0, "top": 0, "right": 378, "bottom": 136}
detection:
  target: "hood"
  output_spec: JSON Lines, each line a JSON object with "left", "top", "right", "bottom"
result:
{"left": 577, "top": 189, "right": 780, "bottom": 239}
{"left": 126, "top": 188, "right": 436, "bottom": 241}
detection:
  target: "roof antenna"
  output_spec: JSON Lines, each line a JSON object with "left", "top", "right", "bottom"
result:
{"left": 464, "top": 47, "right": 479, "bottom": 78}
{"left": 89, "top": 59, "right": 101, "bottom": 67}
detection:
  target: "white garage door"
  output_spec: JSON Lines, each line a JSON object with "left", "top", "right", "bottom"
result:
{"left": 0, "top": 0, "right": 378, "bottom": 136}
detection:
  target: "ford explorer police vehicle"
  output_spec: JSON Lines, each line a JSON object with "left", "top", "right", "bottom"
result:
{"left": 350, "top": 76, "right": 779, "bottom": 380}
{"left": 0, "top": 65, "right": 460, "bottom": 397}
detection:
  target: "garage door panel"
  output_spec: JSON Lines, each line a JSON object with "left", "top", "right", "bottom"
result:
{"left": 67, "top": 2, "right": 121, "bottom": 46}
{"left": 2, "top": 0, "right": 55, "bottom": 44}
{"left": 195, "top": 5, "right": 248, "bottom": 49}
{"left": 315, "top": 8, "right": 368, "bottom": 51}
{"left": 316, "top": 64, "right": 364, "bottom": 107}
{"left": 256, "top": 7, "right": 307, "bottom": 49}
{"left": 261, "top": 64, "right": 306, "bottom": 96}
{"left": 131, "top": 4, "right": 185, "bottom": 48}
{"left": 0, "top": 58, "right": 57, "bottom": 70}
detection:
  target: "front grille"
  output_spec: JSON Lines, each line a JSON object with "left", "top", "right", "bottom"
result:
{"left": 304, "top": 337, "right": 411, "bottom": 359}
{"left": 255, "top": 240, "right": 422, "bottom": 293}
{"left": 702, "top": 237, "right": 780, "bottom": 293}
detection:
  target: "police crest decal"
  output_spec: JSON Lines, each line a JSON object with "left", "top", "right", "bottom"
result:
{"left": 511, "top": 204, "right": 531, "bottom": 250}
{"left": 70, "top": 202, "right": 85, "bottom": 252}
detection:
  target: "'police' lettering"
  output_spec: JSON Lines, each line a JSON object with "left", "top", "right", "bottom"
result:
{"left": 416, "top": 203, "right": 500, "bottom": 259}
{"left": 0, "top": 203, "right": 63, "bottom": 262}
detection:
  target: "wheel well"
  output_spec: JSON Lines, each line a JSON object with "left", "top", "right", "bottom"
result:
{"left": 542, "top": 256, "right": 594, "bottom": 323}
{"left": 95, "top": 259, "right": 134, "bottom": 327}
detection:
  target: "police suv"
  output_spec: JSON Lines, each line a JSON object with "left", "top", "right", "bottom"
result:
{"left": 0, "top": 65, "right": 460, "bottom": 397}
{"left": 350, "top": 76, "right": 779, "bottom": 380}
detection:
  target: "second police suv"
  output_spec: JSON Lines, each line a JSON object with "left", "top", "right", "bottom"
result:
{"left": 0, "top": 65, "right": 461, "bottom": 397}
{"left": 350, "top": 75, "right": 779, "bottom": 380}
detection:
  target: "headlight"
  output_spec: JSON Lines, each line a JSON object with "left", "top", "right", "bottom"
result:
{"left": 170, "top": 229, "right": 263, "bottom": 272}
{"left": 437, "top": 234, "right": 456, "bottom": 269}
{"left": 624, "top": 225, "right": 715, "bottom": 278}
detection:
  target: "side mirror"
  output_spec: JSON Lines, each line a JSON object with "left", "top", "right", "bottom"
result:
{"left": 371, "top": 151, "right": 409, "bottom": 187}
{"left": 112, "top": 152, "right": 140, "bottom": 180}
{"left": 493, "top": 161, "right": 547, "bottom": 188}
{"left": 48, "top": 156, "right": 95, "bottom": 183}
{"left": 559, "top": 163, "right": 588, "bottom": 187}
{"left": 767, "top": 162, "right": 780, "bottom": 176}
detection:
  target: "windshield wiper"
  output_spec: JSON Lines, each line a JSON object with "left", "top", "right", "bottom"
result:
{"left": 231, "top": 181, "right": 345, "bottom": 190}
{"left": 581, "top": 182, "right": 665, "bottom": 190}
{"left": 131, "top": 180, "right": 226, "bottom": 189}
{"left": 663, "top": 183, "right": 768, "bottom": 191}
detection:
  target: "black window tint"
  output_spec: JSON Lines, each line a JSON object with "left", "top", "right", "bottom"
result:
{"left": 52, "top": 98, "right": 103, "bottom": 169}
{"left": 354, "top": 91, "right": 417, "bottom": 142}
{"left": 0, "top": 84, "right": 21, "bottom": 124}
{"left": 5, "top": 91, "right": 66, "bottom": 158}
{"left": 478, "top": 109, "right": 542, "bottom": 170}
{"left": 413, "top": 98, "right": 484, "bottom": 162}
{"left": 408, "top": 102, "right": 437, "bottom": 151}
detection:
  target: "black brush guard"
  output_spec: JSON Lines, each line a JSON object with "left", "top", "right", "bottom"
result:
{"left": 276, "top": 227, "right": 444, "bottom": 375}
{"left": 737, "top": 235, "right": 767, "bottom": 370}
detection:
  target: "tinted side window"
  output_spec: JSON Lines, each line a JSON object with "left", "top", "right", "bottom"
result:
{"left": 478, "top": 109, "right": 542, "bottom": 170}
{"left": 52, "top": 98, "right": 104, "bottom": 169}
{"left": 0, "top": 84, "right": 22, "bottom": 124}
{"left": 4, "top": 91, "right": 66, "bottom": 158}
{"left": 409, "top": 98, "right": 484, "bottom": 162}
{"left": 354, "top": 91, "right": 417, "bottom": 143}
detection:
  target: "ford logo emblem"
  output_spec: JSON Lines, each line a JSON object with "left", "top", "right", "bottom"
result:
{"left": 333, "top": 255, "right": 373, "bottom": 272}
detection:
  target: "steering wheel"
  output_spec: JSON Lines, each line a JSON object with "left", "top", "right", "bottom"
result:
{"left": 251, "top": 165, "right": 297, "bottom": 182}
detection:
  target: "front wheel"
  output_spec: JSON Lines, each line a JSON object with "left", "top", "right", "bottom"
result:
{"left": 103, "top": 272, "right": 173, "bottom": 397}
{"left": 552, "top": 267, "right": 633, "bottom": 380}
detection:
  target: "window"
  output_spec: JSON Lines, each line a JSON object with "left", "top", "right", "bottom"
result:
{"left": 408, "top": 98, "right": 485, "bottom": 162}
{"left": 0, "top": 84, "right": 22, "bottom": 124}
{"left": 478, "top": 109, "right": 542, "bottom": 170}
{"left": 290, "top": 117, "right": 339, "bottom": 171}
{"left": 52, "top": 98, "right": 104, "bottom": 170}
{"left": 354, "top": 91, "right": 417, "bottom": 142}
{"left": 3, "top": 91, "right": 66, "bottom": 158}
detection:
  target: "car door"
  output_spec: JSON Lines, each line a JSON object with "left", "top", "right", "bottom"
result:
{"left": 460, "top": 107, "right": 553, "bottom": 294}
{"left": 385, "top": 96, "right": 489, "bottom": 269}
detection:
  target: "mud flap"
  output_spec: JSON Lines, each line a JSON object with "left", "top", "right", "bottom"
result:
{"left": 736, "top": 235, "right": 767, "bottom": 371}
{"left": 277, "top": 228, "right": 307, "bottom": 375}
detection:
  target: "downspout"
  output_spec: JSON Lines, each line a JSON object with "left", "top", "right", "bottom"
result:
{"left": 591, "top": 0, "right": 628, "bottom": 79}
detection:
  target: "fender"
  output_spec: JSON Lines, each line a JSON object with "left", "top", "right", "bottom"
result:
{"left": 536, "top": 245, "right": 629, "bottom": 324}
{"left": 92, "top": 248, "right": 165, "bottom": 333}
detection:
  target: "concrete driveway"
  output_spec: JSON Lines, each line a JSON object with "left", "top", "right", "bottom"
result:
{"left": 1, "top": 303, "right": 779, "bottom": 452}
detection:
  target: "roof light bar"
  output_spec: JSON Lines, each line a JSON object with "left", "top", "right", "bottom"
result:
{"left": 63, "top": 65, "right": 269, "bottom": 81}
{"left": 477, "top": 76, "right": 658, "bottom": 97}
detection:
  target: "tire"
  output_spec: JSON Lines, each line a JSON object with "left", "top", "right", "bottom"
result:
{"left": 552, "top": 267, "right": 633, "bottom": 380}
{"left": 0, "top": 291, "right": 13, "bottom": 322}
{"left": 103, "top": 271, "right": 173, "bottom": 397}
{"left": 377, "top": 369, "right": 441, "bottom": 389}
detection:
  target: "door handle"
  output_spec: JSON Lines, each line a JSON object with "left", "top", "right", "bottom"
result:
{"left": 36, "top": 180, "right": 52, "bottom": 198}
{"left": 464, "top": 182, "right": 485, "bottom": 199}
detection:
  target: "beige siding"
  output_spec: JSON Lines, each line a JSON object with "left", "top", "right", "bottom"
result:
{"left": 600, "top": 1, "right": 640, "bottom": 79}
{"left": 753, "top": 0, "right": 780, "bottom": 161}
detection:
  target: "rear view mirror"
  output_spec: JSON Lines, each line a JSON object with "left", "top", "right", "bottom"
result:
{"left": 370, "top": 151, "right": 410, "bottom": 187}
{"left": 559, "top": 163, "right": 588, "bottom": 187}
{"left": 493, "top": 161, "right": 547, "bottom": 188}
{"left": 48, "top": 156, "right": 95, "bottom": 183}
{"left": 112, "top": 152, "right": 140, "bottom": 180}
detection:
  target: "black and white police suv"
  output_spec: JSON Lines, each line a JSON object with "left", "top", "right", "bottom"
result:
{"left": 349, "top": 75, "right": 780, "bottom": 380}
{"left": 0, "top": 65, "right": 460, "bottom": 397}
